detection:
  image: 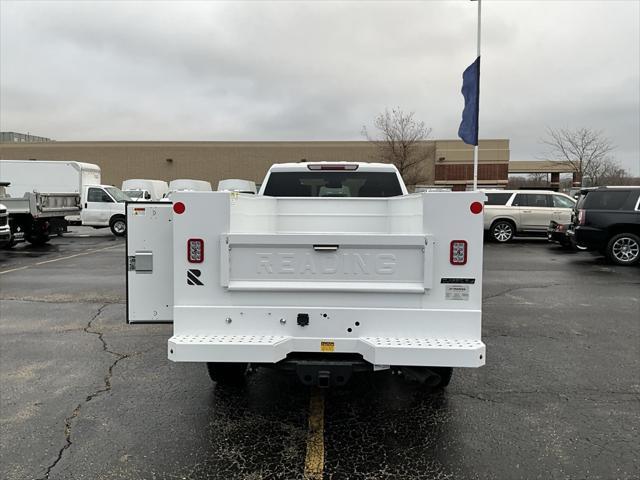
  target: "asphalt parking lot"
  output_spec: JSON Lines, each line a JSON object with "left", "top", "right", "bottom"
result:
{"left": 1, "top": 229, "right": 638, "bottom": 480}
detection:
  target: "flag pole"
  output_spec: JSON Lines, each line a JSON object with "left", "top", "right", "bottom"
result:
{"left": 473, "top": 0, "right": 481, "bottom": 191}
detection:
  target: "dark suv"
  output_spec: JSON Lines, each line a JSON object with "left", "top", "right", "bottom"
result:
{"left": 572, "top": 187, "right": 640, "bottom": 265}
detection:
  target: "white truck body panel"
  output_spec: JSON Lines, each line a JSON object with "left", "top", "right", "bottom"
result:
{"left": 0, "top": 160, "right": 101, "bottom": 196}
{"left": 126, "top": 203, "right": 173, "bottom": 322}
{"left": 122, "top": 179, "right": 169, "bottom": 201}
{"left": 217, "top": 179, "right": 257, "bottom": 194}
{"left": 168, "top": 179, "right": 212, "bottom": 193}
{"left": 127, "top": 190, "right": 486, "bottom": 369}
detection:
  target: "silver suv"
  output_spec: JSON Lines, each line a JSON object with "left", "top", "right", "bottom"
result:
{"left": 482, "top": 190, "right": 576, "bottom": 242}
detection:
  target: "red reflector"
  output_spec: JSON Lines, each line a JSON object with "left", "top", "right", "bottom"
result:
{"left": 470, "top": 202, "right": 483, "bottom": 214}
{"left": 450, "top": 240, "right": 468, "bottom": 265}
{"left": 307, "top": 163, "right": 359, "bottom": 171}
{"left": 187, "top": 238, "right": 204, "bottom": 263}
{"left": 173, "top": 202, "right": 186, "bottom": 214}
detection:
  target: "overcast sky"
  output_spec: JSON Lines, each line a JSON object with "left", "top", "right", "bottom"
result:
{"left": 1, "top": 0, "right": 638, "bottom": 174}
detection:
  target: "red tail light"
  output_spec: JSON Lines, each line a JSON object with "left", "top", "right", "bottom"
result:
{"left": 187, "top": 238, "right": 204, "bottom": 263}
{"left": 450, "top": 240, "right": 468, "bottom": 265}
{"left": 578, "top": 209, "right": 586, "bottom": 225}
{"left": 307, "top": 164, "right": 359, "bottom": 171}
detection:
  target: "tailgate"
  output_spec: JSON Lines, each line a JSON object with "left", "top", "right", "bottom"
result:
{"left": 221, "top": 233, "right": 433, "bottom": 293}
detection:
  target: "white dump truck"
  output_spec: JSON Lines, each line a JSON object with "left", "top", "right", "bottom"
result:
{"left": 0, "top": 181, "right": 80, "bottom": 247}
{"left": 0, "top": 160, "right": 130, "bottom": 236}
{"left": 127, "top": 162, "right": 486, "bottom": 388}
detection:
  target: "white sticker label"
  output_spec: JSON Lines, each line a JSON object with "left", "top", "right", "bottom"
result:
{"left": 445, "top": 285, "right": 469, "bottom": 301}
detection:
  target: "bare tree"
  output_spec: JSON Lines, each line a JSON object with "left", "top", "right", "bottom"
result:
{"left": 541, "top": 127, "right": 616, "bottom": 186}
{"left": 362, "top": 108, "right": 433, "bottom": 186}
{"left": 527, "top": 172, "right": 548, "bottom": 185}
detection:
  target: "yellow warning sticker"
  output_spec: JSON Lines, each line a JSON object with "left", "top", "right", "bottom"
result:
{"left": 320, "top": 341, "right": 335, "bottom": 352}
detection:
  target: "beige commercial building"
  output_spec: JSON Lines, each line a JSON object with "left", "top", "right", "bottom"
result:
{"left": 0, "top": 139, "right": 510, "bottom": 190}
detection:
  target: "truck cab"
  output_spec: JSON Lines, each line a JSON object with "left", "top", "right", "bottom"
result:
{"left": 81, "top": 185, "right": 129, "bottom": 236}
{"left": 127, "top": 162, "right": 485, "bottom": 389}
{"left": 0, "top": 202, "right": 10, "bottom": 248}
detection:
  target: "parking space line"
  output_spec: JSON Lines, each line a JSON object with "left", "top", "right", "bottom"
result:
{"left": 0, "top": 265, "right": 30, "bottom": 275}
{"left": 0, "top": 244, "right": 122, "bottom": 275}
{"left": 303, "top": 388, "right": 325, "bottom": 480}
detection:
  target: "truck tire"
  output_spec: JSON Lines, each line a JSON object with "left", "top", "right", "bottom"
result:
{"left": 606, "top": 233, "right": 640, "bottom": 266}
{"left": 431, "top": 367, "right": 453, "bottom": 388}
{"left": 25, "top": 232, "right": 50, "bottom": 246}
{"left": 206, "top": 362, "right": 248, "bottom": 385}
{"left": 109, "top": 215, "right": 127, "bottom": 237}
{"left": 490, "top": 220, "right": 515, "bottom": 243}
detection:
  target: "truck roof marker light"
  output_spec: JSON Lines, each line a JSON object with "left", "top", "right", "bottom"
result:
{"left": 187, "top": 238, "right": 204, "bottom": 263}
{"left": 173, "top": 202, "right": 186, "bottom": 214}
{"left": 450, "top": 240, "right": 468, "bottom": 265}
{"left": 307, "top": 164, "right": 359, "bottom": 171}
{"left": 470, "top": 202, "right": 483, "bottom": 214}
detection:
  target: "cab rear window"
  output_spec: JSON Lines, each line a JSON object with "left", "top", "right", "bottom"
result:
{"left": 263, "top": 172, "right": 403, "bottom": 197}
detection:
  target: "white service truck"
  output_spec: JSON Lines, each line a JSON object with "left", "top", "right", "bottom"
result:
{"left": 0, "top": 181, "right": 80, "bottom": 247}
{"left": 127, "top": 162, "right": 486, "bottom": 388}
{"left": 122, "top": 179, "right": 169, "bottom": 201}
{"left": 0, "top": 160, "right": 130, "bottom": 236}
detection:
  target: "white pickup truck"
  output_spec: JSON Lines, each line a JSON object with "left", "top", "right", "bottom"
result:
{"left": 126, "top": 162, "right": 486, "bottom": 388}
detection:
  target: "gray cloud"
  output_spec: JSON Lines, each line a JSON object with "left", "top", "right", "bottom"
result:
{"left": 1, "top": 0, "right": 638, "bottom": 174}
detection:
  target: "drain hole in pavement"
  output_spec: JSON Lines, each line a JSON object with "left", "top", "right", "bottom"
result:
{"left": 347, "top": 328, "right": 352, "bottom": 333}
{"left": 170, "top": 349, "right": 173, "bottom": 354}
{"left": 355, "top": 321, "right": 360, "bottom": 326}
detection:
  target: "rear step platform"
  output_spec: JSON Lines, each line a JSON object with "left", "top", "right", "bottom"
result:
{"left": 168, "top": 335, "right": 485, "bottom": 367}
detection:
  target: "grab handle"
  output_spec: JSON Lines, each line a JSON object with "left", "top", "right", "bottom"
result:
{"left": 313, "top": 245, "right": 339, "bottom": 252}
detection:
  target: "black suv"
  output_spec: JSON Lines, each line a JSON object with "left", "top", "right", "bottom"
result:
{"left": 572, "top": 187, "right": 640, "bottom": 265}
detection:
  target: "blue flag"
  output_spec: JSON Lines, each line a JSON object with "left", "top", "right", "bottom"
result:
{"left": 458, "top": 56, "right": 480, "bottom": 146}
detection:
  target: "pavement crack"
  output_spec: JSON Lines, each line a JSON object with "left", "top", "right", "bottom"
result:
{"left": 37, "top": 303, "right": 134, "bottom": 479}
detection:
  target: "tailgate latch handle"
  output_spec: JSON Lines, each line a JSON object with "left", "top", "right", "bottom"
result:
{"left": 313, "top": 245, "right": 339, "bottom": 252}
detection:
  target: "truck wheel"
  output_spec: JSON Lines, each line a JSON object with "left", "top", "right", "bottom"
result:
{"left": 25, "top": 233, "right": 50, "bottom": 246}
{"left": 431, "top": 367, "right": 453, "bottom": 388}
{"left": 109, "top": 216, "right": 126, "bottom": 237}
{"left": 206, "top": 362, "right": 248, "bottom": 384}
{"left": 606, "top": 233, "right": 640, "bottom": 266}
{"left": 491, "top": 220, "right": 515, "bottom": 243}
